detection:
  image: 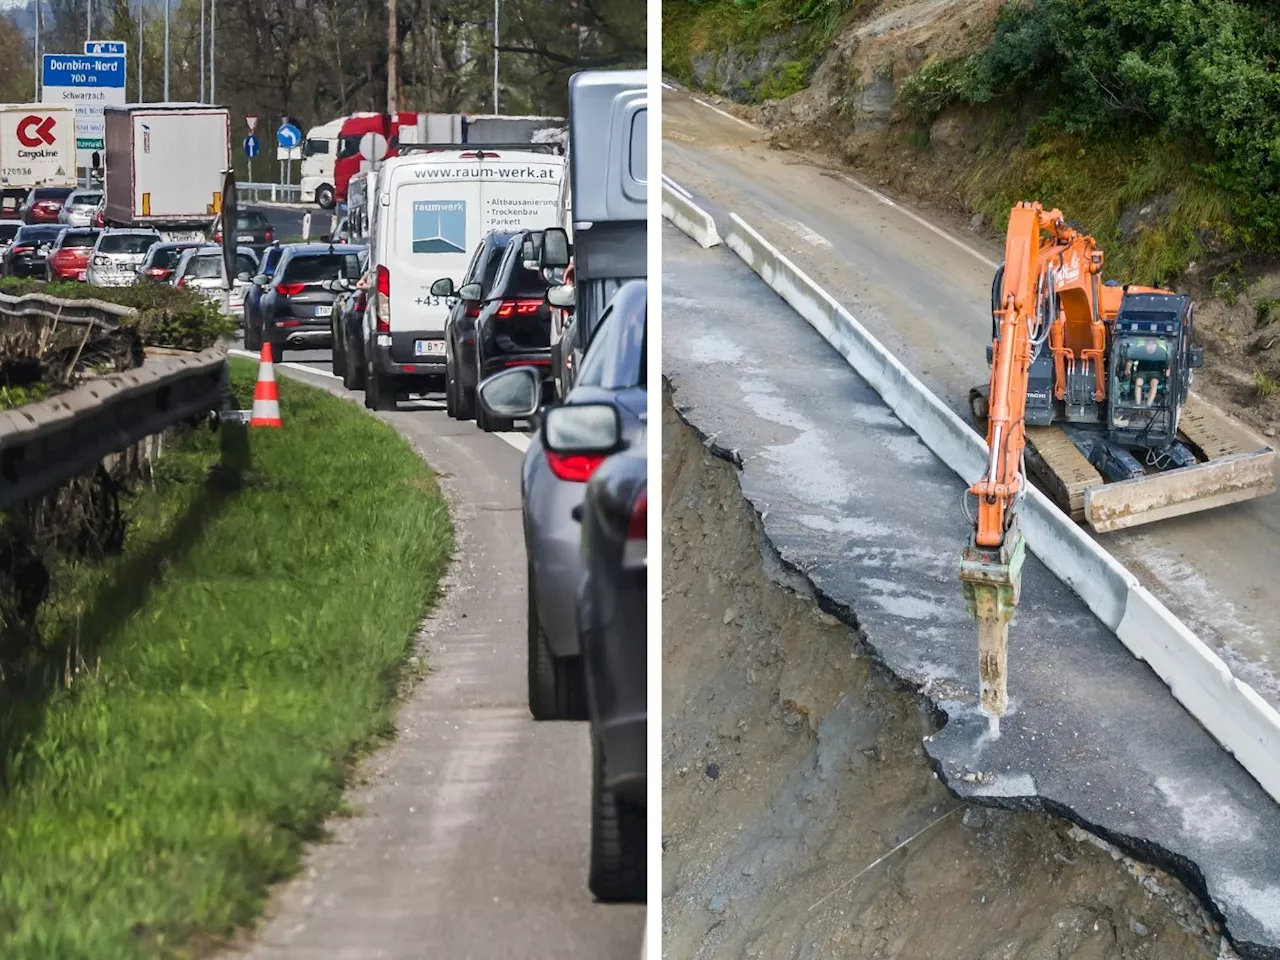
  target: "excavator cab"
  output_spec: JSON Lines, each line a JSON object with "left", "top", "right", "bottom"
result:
{"left": 1106, "top": 292, "right": 1194, "bottom": 450}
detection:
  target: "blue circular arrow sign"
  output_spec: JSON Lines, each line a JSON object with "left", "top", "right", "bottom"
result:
{"left": 276, "top": 123, "right": 302, "bottom": 149}
{"left": 244, "top": 134, "right": 260, "bottom": 159}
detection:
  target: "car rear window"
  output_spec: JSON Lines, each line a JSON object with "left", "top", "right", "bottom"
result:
{"left": 281, "top": 253, "right": 361, "bottom": 284}
{"left": 99, "top": 234, "right": 158, "bottom": 255}
{"left": 151, "top": 246, "right": 192, "bottom": 270}
{"left": 234, "top": 212, "right": 269, "bottom": 230}
{"left": 71, "top": 193, "right": 102, "bottom": 206}
{"left": 33, "top": 188, "right": 72, "bottom": 200}
{"left": 16, "top": 226, "right": 62, "bottom": 242}
{"left": 60, "top": 231, "right": 98, "bottom": 249}
{"left": 186, "top": 253, "right": 257, "bottom": 278}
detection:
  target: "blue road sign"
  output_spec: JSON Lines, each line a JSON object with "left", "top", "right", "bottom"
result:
{"left": 244, "top": 135, "right": 260, "bottom": 159}
{"left": 276, "top": 123, "right": 302, "bottom": 150}
{"left": 42, "top": 53, "right": 127, "bottom": 89}
{"left": 84, "top": 41, "right": 127, "bottom": 56}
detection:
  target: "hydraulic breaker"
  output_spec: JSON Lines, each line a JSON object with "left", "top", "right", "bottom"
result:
{"left": 959, "top": 516, "right": 1026, "bottom": 719}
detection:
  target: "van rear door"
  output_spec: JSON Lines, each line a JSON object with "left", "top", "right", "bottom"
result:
{"left": 386, "top": 152, "right": 564, "bottom": 343}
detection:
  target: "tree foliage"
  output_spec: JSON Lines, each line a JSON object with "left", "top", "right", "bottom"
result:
{"left": 899, "top": 0, "right": 1280, "bottom": 247}
{"left": 10, "top": 0, "right": 642, "bottom": 173}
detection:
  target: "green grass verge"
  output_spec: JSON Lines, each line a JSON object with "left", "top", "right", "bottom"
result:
{"left": 0, "top": 358, "right": 452, "bottom": 958}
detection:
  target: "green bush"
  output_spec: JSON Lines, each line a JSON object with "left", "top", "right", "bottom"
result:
{"left": 0, "top": 277, "right": 237, "bottom": 351}
{"left": 911, "top": 0, "right": 1280, "bottom": 252}
{"left": 757, "top": 59, "right": 813, "bottom": 100}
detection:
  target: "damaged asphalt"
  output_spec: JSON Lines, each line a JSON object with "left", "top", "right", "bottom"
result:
{"left": 661, "top": 219, "right": 1280, "bottom": 959}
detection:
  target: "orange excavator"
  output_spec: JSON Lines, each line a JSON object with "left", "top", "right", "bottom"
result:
{"left": 961, "top": 202, "right": 1275, "bottom": 718}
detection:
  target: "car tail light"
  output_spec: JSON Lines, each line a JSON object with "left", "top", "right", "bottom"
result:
{"left": 494, "top": 299, "right": 543, "bottom": 319}
{"left": 12, "top": 244, "right": 33, "bottom": 254}
{"left": 145, "top": 267, "right": 168, "bottom": 278}
{"left": 213, "top": 230, "right": 222, "bottom": 243}
{"left": 545, "top": 451, "right": 607, "bottom": 483}
{"left": 375, "top": 265, "right": 391, "bottom": 332}
{"left": 276, "top": 282, "right": 305, "bottom": 296}
{"left": 623, "top": 487, "right": 647, "bottom": 569}
{"left": 175, "top": 276, "right": 187, "bottom": 287}
{"left": 265, "top": 230, "right": 274, "bottom": 242}
{"left": 354, "top": 292, "right": 366, "bottom": 313}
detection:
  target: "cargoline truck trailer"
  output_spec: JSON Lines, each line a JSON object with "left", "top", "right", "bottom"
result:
{"left": 0, "top": 105, "right": 76, "bottom": 188}
{"left": 104, "top": 103, "right": 231, "bottom": 240}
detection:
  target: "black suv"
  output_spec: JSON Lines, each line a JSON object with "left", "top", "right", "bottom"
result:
{"left": 433, "top": 230, "right": 519, "bottom": 423}
{"left": 469, "top": 234, "right": 554, "bottom": 432}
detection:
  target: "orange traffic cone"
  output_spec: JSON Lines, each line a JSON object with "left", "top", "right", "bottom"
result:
{"left": 249, "top": 342, "right": 283, "bottom": 428}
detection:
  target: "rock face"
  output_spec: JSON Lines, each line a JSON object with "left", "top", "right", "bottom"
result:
{"left": 690, "top": 28, "right": 810, "bottom": 103}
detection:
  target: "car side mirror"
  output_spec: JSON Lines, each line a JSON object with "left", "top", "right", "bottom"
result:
{"left": 547, "top": 284, "right": 574, "bottom": 309}
{"left": 252, "top": 274, "right": 268, "bottom": 286}
{"left": 540, "top": 228, "right": 570, "bottom": 269}
{"left": 236, "top": 271, "right": 251, "bottom": 282}
{"left": 431, "top": 277, "right": 455, "bottom": 298}
{"left": 457, "top": 281, "right": 482, "bottom": 301}
{"left": 327, "top": 278, "right": 349, "bottom": 293}
{"left": 477, "top": 366, "right": 541, "bottom": 420}
{"left": 1189, "top": 345, "right": 1204, "bottom": 369}
{"left": 542, "top": 403, "right": 622, "bottom": 455}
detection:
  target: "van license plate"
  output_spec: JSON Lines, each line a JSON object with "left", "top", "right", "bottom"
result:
{"left": 415, "top": 340, "right": 445, "bottom": 357}
{"left": 313, "top": 305, "right": 332, "bottom": 317}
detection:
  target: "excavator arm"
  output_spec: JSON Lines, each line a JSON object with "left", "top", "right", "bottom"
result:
{"left": 960, "top": 202, "right": 1092, "bottom": 719}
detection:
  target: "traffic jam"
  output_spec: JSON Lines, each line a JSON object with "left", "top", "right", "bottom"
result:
{"left": 0, "top": 71, "right": 648, "bottom": 907}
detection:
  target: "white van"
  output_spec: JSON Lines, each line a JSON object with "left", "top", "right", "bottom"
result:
{"left": 363, "top": 147, "right": 565, "bottom": 409}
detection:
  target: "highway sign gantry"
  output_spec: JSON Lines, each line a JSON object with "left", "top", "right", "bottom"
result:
{"left": 42, "top": 53, "right": 126, "bottom": 166}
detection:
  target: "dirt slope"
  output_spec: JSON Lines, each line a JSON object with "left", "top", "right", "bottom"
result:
{"left": 661, "top": 392, "right": 1233, "bottom": 960}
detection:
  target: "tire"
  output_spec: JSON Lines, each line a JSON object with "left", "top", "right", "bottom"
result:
{"left": 342, "top": 335, "right": 365, "bottom": 390}
{"left": 445, "top": 356, "right": 458, "bottom": 418}
{"left": 316, "top": 184, "right": 336, "bottom": 210}
{"left": 588, "top": 735, "right": 645, "bottom": 903}
{"left": 477, "top": 403, "right": 513, "bottom": 433}
{"left": 527, "top": 566, "right": 586, "bottom": 721}
{"left": 244, "top": 318, "right": 261, "bottom": 352}
{"left": 270, "top": 342, "right": 284, "bottom": 364}
{"left": 331, "top": 328, "right": 346, "bottom": 378}
{"left": 365, "top": 363, "right": 396, "bottom": 411}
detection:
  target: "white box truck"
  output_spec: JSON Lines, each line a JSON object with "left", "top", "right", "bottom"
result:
{"left": 0, "top": 104, "right": 76, "bottom": 190}
{"left": 104, "top": 104, "right": 230, "bottom": 241}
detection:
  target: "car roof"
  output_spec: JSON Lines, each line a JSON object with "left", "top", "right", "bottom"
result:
{"left": 282, "top": 243, "right": 363, "bottom": 255}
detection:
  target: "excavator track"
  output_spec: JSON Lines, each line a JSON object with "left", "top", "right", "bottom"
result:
{"left": 968, "top": 386, "right": 1276, "bottom": 532}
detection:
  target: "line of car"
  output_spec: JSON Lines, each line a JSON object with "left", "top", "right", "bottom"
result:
{"left": 319, "top": 208, "right": 648, "bottom": 903}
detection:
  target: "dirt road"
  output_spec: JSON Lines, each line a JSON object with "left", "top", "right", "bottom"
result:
{"left": 662, "top": 83, "right": 1280, "bottom": 714}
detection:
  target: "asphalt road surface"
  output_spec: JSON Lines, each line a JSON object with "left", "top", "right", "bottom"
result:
{"left": 662, "top": 219, "right": 1280, "bottom": 958}
{"left": 662, "top": 82, "right": 1280, "bottom": 716}
{"left": 225, "top": 341, "right": 644, "bottom": 959}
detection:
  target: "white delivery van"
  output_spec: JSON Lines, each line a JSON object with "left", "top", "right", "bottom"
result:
{"left": 363, "top": 147, "right": 565, "bottom": 409}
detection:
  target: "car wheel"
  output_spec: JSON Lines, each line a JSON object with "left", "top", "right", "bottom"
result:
{"left": 331, "top": 329, "right": 346, "bottom": 378}
{"left": 527, "top": 565, "right": 586, "bottom": 721}
{"left": 342, "top": 334, "right": 365, "bottom": 390}
{"left": 477, "top": 402, "right": 514, "bottom": 433}
{"left": 270, "top": 342, "right": 284, "bottom": 364}
{"left": 244, "top": 315, "right": 261, "bottom": 351}
{"left": 588, "top": 735, "right": 645, "bottom": 903}
{"left": 445, "top": 354, "right": 459, "bottom": 418}
{"left": 316, "top": 184, "right": 336, "bottom": 210}
{"left": 365, "top": 363, "right": 396, "bottom": 411}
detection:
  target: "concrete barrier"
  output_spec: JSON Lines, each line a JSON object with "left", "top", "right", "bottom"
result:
{"left": 662, "top": 183, "right": 721, "bottom": 248}
{"left": 723, "top": 211, "right": 1280, "bottom": 805}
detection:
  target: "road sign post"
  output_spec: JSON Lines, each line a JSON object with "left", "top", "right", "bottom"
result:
{"left": 43, "top": 53, "right": 126, "bottom": 168}
{"left": 276, "top": 122, "right": 302, "bottom": 186}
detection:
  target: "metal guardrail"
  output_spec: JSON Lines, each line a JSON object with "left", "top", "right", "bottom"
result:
{"left": 236, "top": 183, "right": 304, "bottom": 204}
{"left": 0, "top": 294, "right": 228, "bottom": 511}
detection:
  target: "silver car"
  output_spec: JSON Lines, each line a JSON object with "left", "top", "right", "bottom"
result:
{"left": 172, "top": 244, "right": 259, "bottom": 317}
{"left": 476, "top": 279, "right": 648, "bottom": 721}
{"left": 86, "top": 229, "right": 161, "bottom": 287}
{"left": 59, "top": 189, "right": 103, "bottom": 227}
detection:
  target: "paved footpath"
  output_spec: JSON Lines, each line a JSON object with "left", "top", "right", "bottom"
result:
{"left": 224, "top": 362, "right": 645, "bottom": 960}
